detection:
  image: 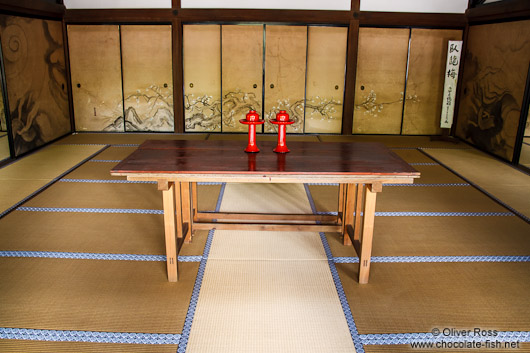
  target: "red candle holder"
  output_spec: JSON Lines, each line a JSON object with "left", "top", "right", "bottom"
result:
{"left": 240, "top": 110, "right": 264, "bottom": 153}
{"left": 269, "top": 110, "right": 294, "bottom": 153}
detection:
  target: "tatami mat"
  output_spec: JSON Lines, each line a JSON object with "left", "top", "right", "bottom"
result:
{"left": 423, "top": 148, "right": 530, "bottom": 218}
{"left": 208, "top": 230, "right": 327, "bottom": 260}
{"left": 0, "top": 144, "right": 105, "bottom": 215}
{"left": 24, "top": 182, "right": 161, "bottom": 210}
{"left": 187, "top": 261, "right": 356, "bottom": 353}
{"left": 337, "top": 262, "right": 530, "bottom": 334}
{"left": 0, "top": 258, "right": 198, "bottom": 333}
{"left": 325, "top": 216, "right": 530, "bottom": 257}
{"left": 56, "top": 133, "right": 208, "bottom": 145}
{"left": 318, "top": 135, "right": 464, "bottom": 148}
{"left": 220, "top": 183, "right": 312, "bottom": 214}
{"left": 186, "top": 183, "right": 356, "bottom": 352}
{"left": 0, "top": 340, "right": 178, "bottom": 353}
{"left": 92, "top": 146, "right": 137, "bottom": 160}
{"left": 377, "top": 186, "right": 508, "bottom": 212}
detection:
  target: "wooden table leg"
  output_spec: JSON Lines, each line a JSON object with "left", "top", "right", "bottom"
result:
{"left": 160, "top": 180, "right": 179, "bottom": 282}
{"left": 354, "top": 183, "right": 364, "bottom": 244}
{"left": 181, "top": 182, "right": 192, "bottom": 243}
{"left": 358, "top": 183, "right": 381, "bottom": 284}
{"left": 343, "top": 183, "right": 356, "bottom": 246}
{"left": 191, "top": 182, "right": 198, "bottom": 222}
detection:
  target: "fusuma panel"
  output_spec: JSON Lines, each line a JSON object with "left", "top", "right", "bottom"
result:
{"left": 121, "top": 25, "right": 173, "bottom": 132}
{"left": 0, "top": 16, "right": 70, "bottom": 156}
{"left": 456, "top": 20, "right": 530, "bottom": 161}
{"left": 221, "top": 25, "right": 263, "bottom": 133}
{"left": 68, "top": 25, "right": 123, "bottom": 132}
{"left": 263, "top": 25, "right": 307, "bottom": 133}
{"left": 402, "top": 29, "right": 462, "bottom": 135}
{"left": 304, "top": 26, "right": 347, "bottom": 134}
{"left": 353, "top": 27, "right": 409, "bottom": 134}
{"left": 183, "top": 24, "right": 221, "bottom": 132}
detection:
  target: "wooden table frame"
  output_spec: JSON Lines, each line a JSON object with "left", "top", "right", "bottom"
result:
{"left": 110, "top": 140, "right": 419, "bottom": 284}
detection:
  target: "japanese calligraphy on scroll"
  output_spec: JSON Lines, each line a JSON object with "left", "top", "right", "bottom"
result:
{"left": 440, "top": 41, "right": 462, "bottom": 128}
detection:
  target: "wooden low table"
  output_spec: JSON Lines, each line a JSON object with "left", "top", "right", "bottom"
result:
{"left": 111, "top": 139, "right": 420, "bottom": 284}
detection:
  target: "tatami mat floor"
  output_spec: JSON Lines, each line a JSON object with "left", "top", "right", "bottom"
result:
{"left": 0, "top": 133, "right": 529, "bottom": 352}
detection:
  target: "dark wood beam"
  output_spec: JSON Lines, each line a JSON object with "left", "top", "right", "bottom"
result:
{"left": 359, "top": 12, "right": 466, "bottom": 28}
{"left": 0, "top": 0, "right": 65, "bottom": 18}
{"left": 178, "top": 9, "right": 351, "bottom": 24}
{"left": 466, "top": 0, "right": 530, "bottom": 23}
{"left": 62, "top": 19, "right": 75, "bottom": 132}
{"left": 64, "top": 9, "right": 173, "bottom": 23}
{"left": 172, "top": 19, "right": 184, "bottom": 133}
{"left": 342, "top": 19, "right": 359, "bottom": 135}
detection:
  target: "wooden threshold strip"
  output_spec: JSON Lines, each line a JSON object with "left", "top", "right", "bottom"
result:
{"left": 196, "top": 212, "right": 338, "bottom": 222}
{"left": 193, "top": 222, "right": 342, "bottom": 232}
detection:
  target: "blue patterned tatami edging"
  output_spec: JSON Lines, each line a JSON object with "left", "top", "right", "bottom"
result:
{"left": 333, "top": 255, "right": 530, "bottom": 264}
{"left": 359, "top": 331, "right": 530, "bottom": 345}
{"left": 177, "top": 183, "right": 225, "bottom": 353}
{"left": 0, "top": 328, "right": 180, "bottom": 345}
{"left": 59, "top": 179, "right": 156, "bottom": 184}
{"left": 58, "top": 178, "right": 224, "bottom": 186}
{"left": 89, "top": 159, "right": 122, "bottom": 162}
{"left": 0, "top": 251, "right": 202, "bottom": 262}
{"left": 314, "top": 211, "right": 514, "bottom": 217}
{"left": 303, "top": 184, "right": 365, "bottom": 353}
{"left": 17, "top": 207, "right": 163, "bottom": 214}
{"left": 375, "top": 211, "right": 514, "bottom": 216}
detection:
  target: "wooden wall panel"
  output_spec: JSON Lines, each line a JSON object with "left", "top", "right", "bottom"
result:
{"left": 68, "top": 25, "right": 123, "bottom": 132}
{"left": 0, "top": 16, "right": 70, "bottom": 156}
{"left": 183, "top": 24, "right": 221, "bottom": 132}
{"left": 353, "top": 27, "right": 409, "bottom": 134}
{"left": 121, "top": 25, "right": 173, "bottom": 132}
{"left": 304, "top": 26, "right": 347, "bottom": 134}
{"left": 402, "top": 29, "right": 463, "bottom": 135}
{"left": 456, "top": 20, "right": 530, "bottom": 161}
{"left": 263, "top": 25, "right": 307, "bottom": 133}
{"left": 221, "top": 25, "right": 263, "bottom": 133}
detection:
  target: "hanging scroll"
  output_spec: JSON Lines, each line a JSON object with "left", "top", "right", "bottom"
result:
{"left": 440, "top": 40, "right": 462, "bottom": 129}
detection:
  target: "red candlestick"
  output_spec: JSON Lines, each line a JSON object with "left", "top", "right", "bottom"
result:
{"left": 269, "top": 110, "right": 294, "bottom": 153}
{"left": 240, "top": 110, "right": 264, "bottom": 153}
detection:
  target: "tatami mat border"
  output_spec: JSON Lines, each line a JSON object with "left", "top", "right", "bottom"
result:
{"left": 17, "top": 207, "right": 163, "bottom": 214}
{"left": 0, "top": 328, "right": 180, "bottom": 345}
{"left": 419, "top": 150, "right": 530, "bottom": 223}
{"left": 0, "top": 145, "right": 109, "bottom": 220}
{"left": 333, "top": 256, "right": 530, "bottom": 263}
{"left": 176, "top": 185, "right": 225, "bottom": 353}
{"left": 58, "top": 178, "right": 224, "bottom": 186}
{"left": 315, "top": 211, "right": 514, "bottom": 217}
{"left": 376, "top": 211, "right": 514, "bottom": 216}
{"left": 0, "top": 251, "right": 202, "bottom": 262}
{"left": 359, "top": 331, "right": 530, "bottom": 345}
{"left": 303, "top": 184, "right": 365, "bottom": 353}
{"left": 409, "top": 162, "right": 439, "bottom": 165}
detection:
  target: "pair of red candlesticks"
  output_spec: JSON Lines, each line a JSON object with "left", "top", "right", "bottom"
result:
{"left": 239, "top": 110, "right": 294, "bottom": 153}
